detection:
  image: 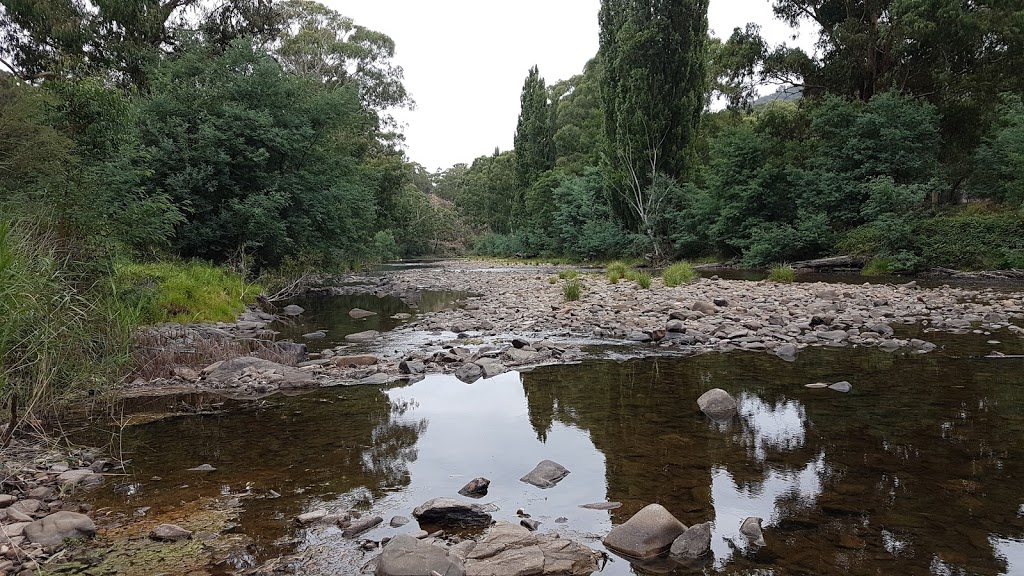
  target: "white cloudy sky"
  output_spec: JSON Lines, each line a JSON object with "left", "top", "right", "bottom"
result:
{"left": 327, "top": 0, "right": 815, "bottom": 171}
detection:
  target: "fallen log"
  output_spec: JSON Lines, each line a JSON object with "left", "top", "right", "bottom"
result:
{"left": 790, "top": 255, "right": 866, "bottom": 270}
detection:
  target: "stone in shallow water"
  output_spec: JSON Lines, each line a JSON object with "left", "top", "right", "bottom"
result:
{"left": 349, "top": 308, "right": 377, "bottom": 318}
{"left": 520, "top": 460, "right": 570, "bottom": 489}
{"left": 696, "top": 388, "right": 738, "bottom": 421}
{"left": 455, "top": 363, "right": 483, "bottom": 383}
{"left": 150, "top": 523, "right": 192, "bottom": 542}
{"left": 412, "top": 498, "right": 492, "bottom": 528}
{"left": 283, "top": 304, "right": 304, "bottom": 316}
{"left": 670, "top": 522, "right": 712, "bottom": 558}
{"left": 302, "top": 330, "right": 327, "bottom": 340}
{"left": 740, "top": 517, "right": 766, "bottom": 546}
{"left": 457, "top": 478, "right": 490, "bottom": 498}
{"left": 23, "top": 511, "right": 96, "bottom": 547}
{"left": 578, "top": 502, "right": 622, "bottom": 510}
{"left": 374, "top": 534, "right": 465, "bottom": 576}
{"left": 829, "top": 381, "right": 852, "bottom": 393}
{"left": 345, "top": 330, "right": 380, "bottom": 343}
{"left": 603, "top": 503, "right": 686, "bottom": 558}
{"left": 188, "top": 464, "right": 216, "bottom": 472}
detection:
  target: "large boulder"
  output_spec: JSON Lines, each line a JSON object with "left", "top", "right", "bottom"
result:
{"left": 602, "top": 504, "right": 686, "bottom": 558}
{"left": 375, "top": 534, "right": 465, "bottom": 576}
{"left": 696, "top": 389, "right": 738, "bottom": 421}
{"left": 453, "top": 522, "right": 599, "bottom": 576}
{"left": 519, "top": 460, "right": 570, "bottom": 489}
{"left": 56, "top": 469, "right": 104, "bottom": 489}
{"left": 455, "top": 363, "right": 483, "bottom": 383}
{"left": 670, "top": 522, "right": 712, "bottom": 558}
{"left": 412, "top": 498, "right": 492, "bottom": 528}
{"left": 23, "top": 511, "right": 96, "bottom": 547}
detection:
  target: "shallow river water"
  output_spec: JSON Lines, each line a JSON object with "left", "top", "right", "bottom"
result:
{"left": 76, "top": 320, "right": 1024, "bottom": 575}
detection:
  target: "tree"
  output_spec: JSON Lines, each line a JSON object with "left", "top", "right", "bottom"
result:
{"left": 599, "top": 0, "right": 710, "bottom": 254}
{"left": 513, "top": 65, "right": 554, "bottom": 191}
{"left": 138, "top": 39, "right": 377, "bottom": 267}
{"left": 275, "top": 0, "right": 412, "bottom": 116}
{"left": 550, "top": 58, "right": 606, "bottom": 173}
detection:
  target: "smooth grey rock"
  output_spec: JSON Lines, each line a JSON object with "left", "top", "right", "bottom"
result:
{"left": 829, "top": 381, "right": 852, "bottom": 393}
{"left": 283, "top": 304, "right": 304, "bottom": 316}
{"left": 691, "top": 301, "right": 718, "bottom": 314}
{"left": 202, "top": 356, "right": 315, "bottom": 389}
{"left": 349, "top": 308, "right": 378, "bottom": 318}
{"left": 818, "top": 330, "right": 850, "bottom": 342}
{"left": 455, "top": 363, "right": 483, "bottom": 383}
{"left": 666, "top": 320, "right": 686, "bottom": 332}
{"left": 297, "top": 509, "right": 327, "bottom": 524}
{"left": 520, "top": 460, "right": 570, "bottom": 489}
{"left": 390, "top": 516, "right": 410, "bottom": 528}
{"left": 302, "top": 330, "right": 327, "bottom": 340}
{"left": 476, "top": 359, "right": 506, "bottom": 379}
{"left": 57, "top": 469, "right": 104, "bottom": 488}
{"left": 520, "top": 518, "right": 541, "bottom": 531}
{"left": 150, "top": 523, "right": 192, "bottom": 542}
{"left": 457, "top": 522, "right": 599, "bottom": 576}
{"left": 503, "top": 348, "right": 541, "bottom": 364}
{"left": 603, "top": 503, "right": 686, "bottom": 558}
{"left": 23, "top": 511, "right": 96, "bottom": 547}
{"left": 697, "top": 388, "right": 738, "bottom": 421}
{"left": 357, "top": 373, "right": 398, "bottom": 386}
{"left": 878, "top": 339, "right": 902, "bottom": 352}
{"left": 342, "top": 515, "right": 382, "bottom": 537}
{"left": 458, "top": 477, "right": 490, "bottom": 498}
{"left": 399, "top": 359, "right": 425, "bottom": 375}
{"left": 412, "top": 498, "right": 492, "bottom": 528}
{"left": 374, "top": 534, "right": 465, "bottom": 576}
{"left": 345, "top": 330, "right": 380, "bottom": 343}
{"left": 626, "top": 331, "right": 651, "bottom": 342}
{"left": 0, "top": 494, "right": 15, "bottom": 507}
{"left": 740, "top": 517, "right": 766, "bottom": 546}
{"left": 579, "top": 502, "right": 622, "bottom": 510}
{"left": 188, "top": 464, "right": 216, "bottom": 472}
{"left": 670, "top": 522, "right": 712, "bottom": 558}
{"left": 774, "top": 343, "right": 798, "bottom": 362}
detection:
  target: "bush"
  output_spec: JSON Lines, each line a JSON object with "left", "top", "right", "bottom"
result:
{"left": 562, "top": 279, "right": 582, "bottom": 301}
{"left": 768, "top": 264, "right": 796, "bottom": 283}
{"left": 472, "top": 232, "right": 529, "bottom": 258}
{"left": 111, "top": 260, "right": 261, "bottom": 324}
{"left": 663, "top": 262, "right": 697, "bottom": 287}
{"left": 861, "top": 257, "right": 896, "bottom": 276}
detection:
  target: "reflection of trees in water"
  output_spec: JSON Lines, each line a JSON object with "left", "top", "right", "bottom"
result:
{"left": 521, "top": 346, "right": 1024, "bottom": 575}
{"left": 362, "top": 397, "right": 427, "bottom": 486}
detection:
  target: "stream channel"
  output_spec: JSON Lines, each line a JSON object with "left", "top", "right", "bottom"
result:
{"left": 70, "top": 271, "right": 1024, "bottom": 576}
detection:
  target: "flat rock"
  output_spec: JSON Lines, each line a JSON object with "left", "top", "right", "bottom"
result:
{"left": 302, "top": 330, "right": 327, "bottom": 339}
{"left": 202, "top": 356, "right": 316, "bottom": 389}
{"left": 349, "top": 308, "right": 378, "bottom": 318}
{"left": 579, "top": 502, "right": 622, "bottom": 510}
{"left": 188, "top": 464, "right": 216, "bottom": 472}
{"left": 375, "top": 534, "right": 465, "bottom": 576}
{"left": 390, "top": 516, "right": 410, "bottom": 528}
{"left": 503, "top": 348, "right": 541, "bottom": 364}
{"left": 603, "top": 503, "right": 686, "bottom": 558}
{"left": 23, "top": 511, "right": 96, "bottom": 547}
{"left": 740, "top": 516, "right": 766, "bottom": 546}
{"left": 283, "top": 304, "right": 304, "bottom": 316}
{"left": 774, "top": 343, "right": 798, "bottom": 361}
{"left": 455, "top": 522, "right": 599, "bottom": 576}
{"left": 56, "top": 469, "right": 104, "bottom": 489}
{"left": 0, "top": 494, "right": 15, "bottom": 507}
{"left": 297, "top": 509, "right": 328, "bottom": 524}
{"left": 345, "top": 330, "right": 380, "bottom": 343}
{"left": 458, "top": 477, "right": 490, "bottom": 498}
{"left": 476, "top": 359, "right": 506, "bottom": 379}
{"left": 413, "top": 498, "right": 493, "bottom": 528}
{"left": 829, "top": 381, "right": 852, "bottom": 393}
{"left": 670, "top": 522, "right": 712, "bottom": 558}
{"left": 399, "top": 359, "right": 425, "bottom": 374}
{"left": 150, "top": 523, "right": 192, "bottom": 542}
{"left": 455, "top": 362, "right": 483, "bottom": 383}
{"left": 356, "top": 373, "right": 399, "bottom": 386}
{"left": 331, "top": 354, "right": 379, "bottom": 367}
{"left": 520, "top": 460, "right": 570, "bottom": 489}
{"left": 697, "top": 388, "right": 738, "bottom": 421}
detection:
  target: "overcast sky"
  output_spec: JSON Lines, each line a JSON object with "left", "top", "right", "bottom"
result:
{"left": 327, "top": 0, "right": 814, "bottom": 172}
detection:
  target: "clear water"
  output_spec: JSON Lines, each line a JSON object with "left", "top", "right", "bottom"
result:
{"left": 77, "top": 326, "right": 1024, "bottom": 575}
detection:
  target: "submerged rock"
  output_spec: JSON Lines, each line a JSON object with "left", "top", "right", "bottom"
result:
{"left": 829, "top": 381, "right": 852, "bottom": 393}
{"left": 149, "top": 523, "right": 192, "bottom": 542}
{"left": 283, "top": 304, "right": 304, "bottom": 316}
{"left": 603, "top": 503, "right": 686, "bottom": 558}
{"left": 349, "top": 308, "right": 377, "bottom": 318}
{"left": 697, "top": 389, "right": 738, "bottom": 421}
{"left": 520, "top": 460, "right": 570, "bottom": 489}
{"left": 412, "top": 498, "right": 492, "bottom": 528}
{"left": 345, "top": 330, "right": 380, "bottom": 343}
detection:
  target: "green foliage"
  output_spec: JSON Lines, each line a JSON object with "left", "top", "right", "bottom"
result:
{"left": 139, "top": 39, "right": 377, "bottom": 268}
{"left": 630, "top": 270, "right": 653, "bottom": 289}
{"left": 514, "top": 66, "right": 555, "bottom": 191}
{"left": 662, "top": 262, "right": 697, "bottom": 287}
{"left": 914, "top": 209, "right": 1024, "bottom": 271}
{"left": 861, "top": 257, "right": 896, "bottom": 276}
{"left": 550, "top": 169, "right": 639, "bottom": 260}
{"left": 768, "top": 264, "right": 796, "bottom": 283}
{"left": 970, "top": 97, "right": 1024, "bottom": 207}
{"left": 562, "top": 279, "right": 582, "bottom": 301}
{"left": 548, "top": 276, "right": 558, "bottom": 285}
{"left": 110, "top": 260, "right": 260, "bottom": 325}
{"left": 558, "top": 270, "right": 580, "bottom": 280}
{"left": 606, "top": 261, "right": 630, "bottom": 278}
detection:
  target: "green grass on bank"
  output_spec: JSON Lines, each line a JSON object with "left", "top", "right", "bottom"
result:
{"left": 111, "top": 260, "right": 261, "bottom": 324}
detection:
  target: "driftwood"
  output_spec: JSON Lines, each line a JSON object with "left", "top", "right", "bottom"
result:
{"left": 790, "top": 255, "right": 866, "bottom": 270}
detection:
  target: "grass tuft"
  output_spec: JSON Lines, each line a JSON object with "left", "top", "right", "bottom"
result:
{"left": 631, "top": 271, "right": 653, "bottom": 289}
{"left": 558, "top": 269, "right": 580, "bottom": 280}
{"left": 562, "top": 279, "right": 582, "bottom": 301}
{"left": 861, "top": 257, "right": 895, "bottom": 276}
{"left": 662, "top": 261, "right": 698, "bottom": 287}
{"left": 768, "top": 264, "right": 797, "bottom": 283}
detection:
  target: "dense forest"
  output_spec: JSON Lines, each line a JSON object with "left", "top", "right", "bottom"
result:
{"left": 441, "top": 0, "right": 1024, "bottom": 272}
{"left": 1, "top": 0, "right": 1023, "bottom": 405}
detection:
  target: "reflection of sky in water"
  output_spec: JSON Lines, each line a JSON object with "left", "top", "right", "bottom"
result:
{"left": 990, "top": 537, "right": 1024, "bottom": 575}
{"left": 735, "top": 392, "right": 808, "bottom": 460}
{"left": 710, "top": 456, "right": 825, "bottom": 568}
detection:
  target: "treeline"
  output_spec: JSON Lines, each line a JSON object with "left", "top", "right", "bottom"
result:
{"left": 0, "top": 0, "right": 463, "bottom": 407}
{"left": 437, "top": 0, "right": 1024, "bottom": 272}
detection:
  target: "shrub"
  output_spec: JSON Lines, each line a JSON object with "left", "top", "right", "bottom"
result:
{"left": 861, "top": 257, "right": 896, "bottom": 276}
{"left": 111, "top": 261, "right": 261, "bottom": 324}
{"left": 768, "top": 264, "right": 796, "bottom": 283}
{"left": 632, "top": 271, "right": 653, "bottom": 289}
{"left": 563, "top": 279, "right": 582, "bottom": 301}
{"left": 608, "top": 271, "right": 622, "bottom": 284}
{"left": 663, "top": 261, "right": 697, "bottom": 287}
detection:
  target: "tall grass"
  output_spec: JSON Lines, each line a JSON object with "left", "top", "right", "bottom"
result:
{"left": 768, "top": 264, "right": 797, "bottom": 283}
{"left": 562, "top": 279, "right": 582, "bottom": 301}
{"left": 631, "top": 271, "right": 653, "bottom": 289}
{"left": 558, "top": 269, "right": 580, "bottom": 280}
{"left": 662, "top": 261, "right": 697, "bottom": 287}
{"left": 0, "top": 220, "right": 137, "bottom": 418}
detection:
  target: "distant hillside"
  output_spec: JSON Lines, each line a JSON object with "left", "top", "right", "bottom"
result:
{"left": 753, "top": 86, "right": 803, "bottom": 107}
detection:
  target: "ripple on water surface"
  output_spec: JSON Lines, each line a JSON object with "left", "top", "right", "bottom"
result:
{"left": 81, "top": 329, "right": 1024, "bottom": 575}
